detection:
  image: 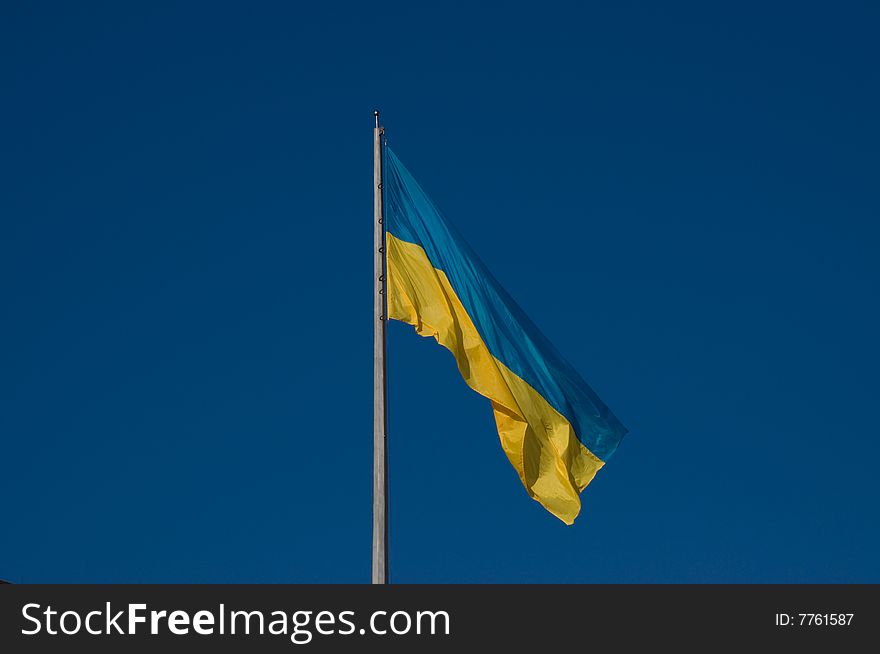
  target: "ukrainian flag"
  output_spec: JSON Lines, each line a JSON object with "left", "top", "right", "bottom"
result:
{"left": 384, "top": 147, "right": 627, "bottom": 524}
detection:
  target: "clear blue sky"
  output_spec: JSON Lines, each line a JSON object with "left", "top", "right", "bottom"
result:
{"left": 2, "top": 1, "right": 878, "bottom": 583}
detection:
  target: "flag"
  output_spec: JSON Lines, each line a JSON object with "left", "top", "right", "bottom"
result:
{"left": 384, "top": 147, "right": 627, "bottom": 524}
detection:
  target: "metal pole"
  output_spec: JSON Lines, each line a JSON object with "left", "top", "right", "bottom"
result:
{"left": 372, "top": 110, "right": 389, "bottom": 584}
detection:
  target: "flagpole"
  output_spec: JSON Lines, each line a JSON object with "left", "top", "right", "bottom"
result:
{"left": 372, "top": 110, "right": 389, "bottom": 584}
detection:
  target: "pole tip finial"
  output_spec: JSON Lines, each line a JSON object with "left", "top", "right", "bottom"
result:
{"left": 374, "top": 109, "right": 380, "bottom": 127}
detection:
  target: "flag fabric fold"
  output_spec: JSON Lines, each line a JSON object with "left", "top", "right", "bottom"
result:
{"left": 384, "top": 147, "right": 627, "bottom": 524}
